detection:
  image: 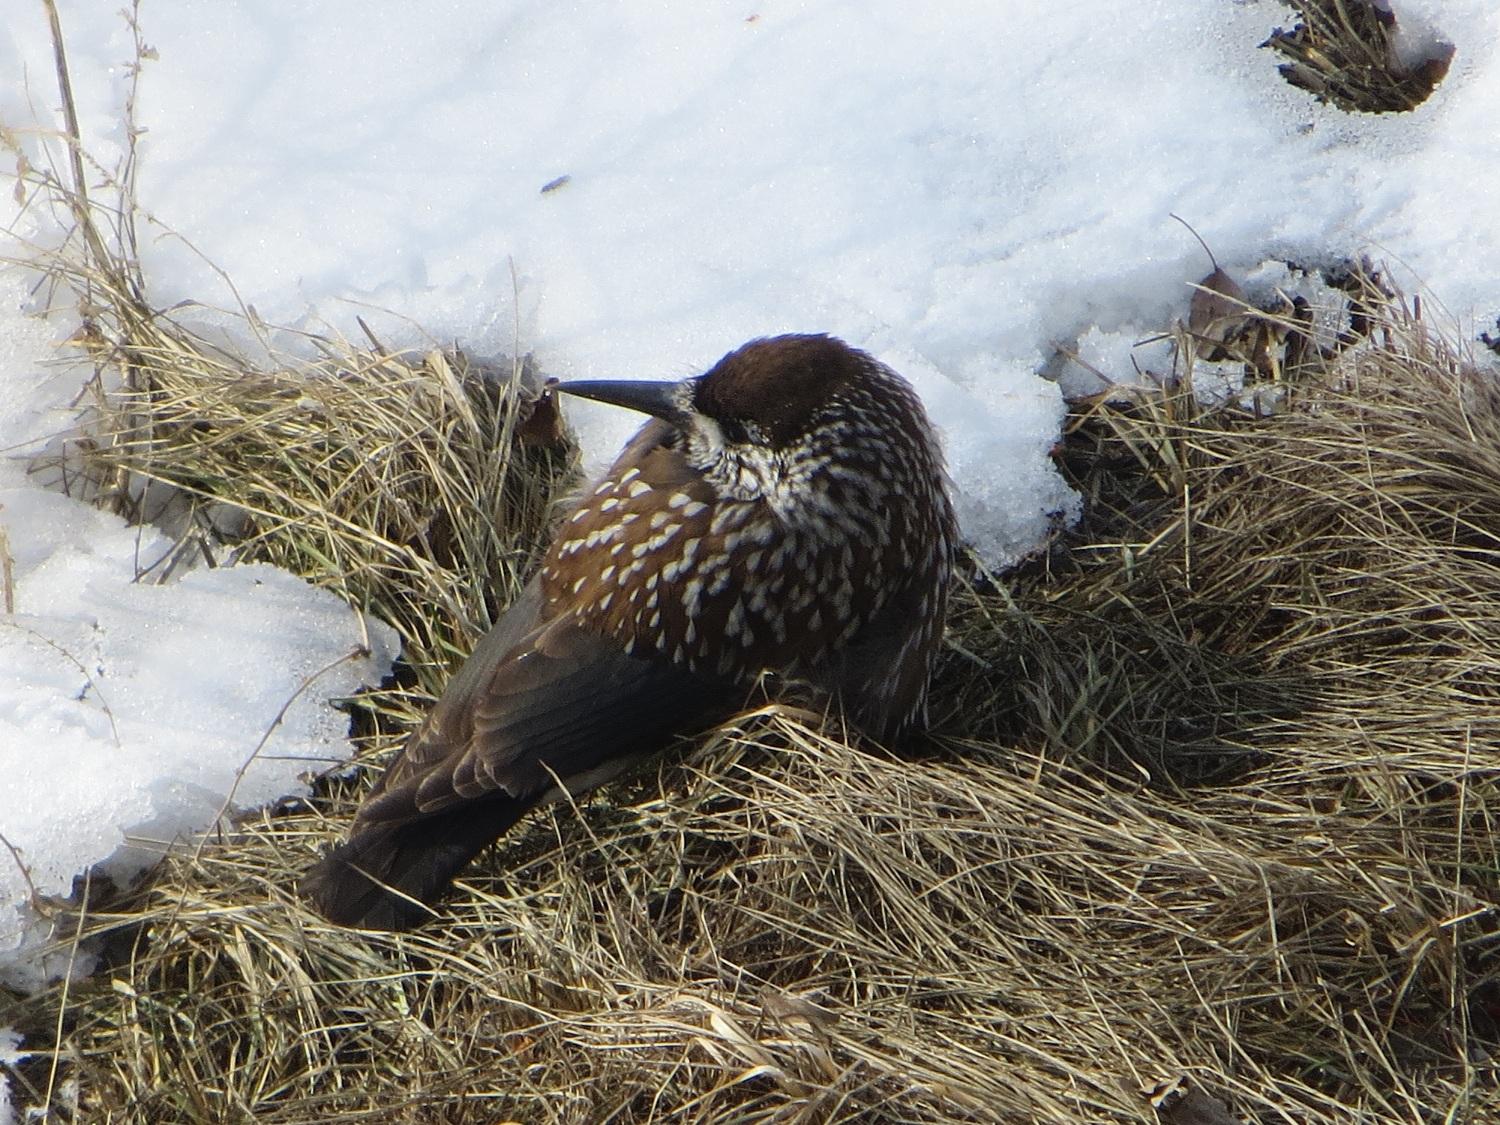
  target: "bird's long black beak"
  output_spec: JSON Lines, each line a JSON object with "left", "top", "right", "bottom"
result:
{"left": 552, "top": 379, "right": 688, "bottom": 426}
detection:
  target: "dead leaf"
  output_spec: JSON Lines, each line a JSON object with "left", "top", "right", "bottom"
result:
{"left": 516, "top": 382, "right": 565, "bottom": 448}
{"left": 1172, "top": 214, "right": 1253, "bottom": 360}
{"left": 1188, "top": 266, "right": 1252, "bottom": 360}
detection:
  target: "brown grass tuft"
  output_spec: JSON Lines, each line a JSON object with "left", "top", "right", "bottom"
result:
{"left": 1264, "top": 0, "right": 1453, "bottom": 114}
{"left": 74, "top": 321, "right": 574, "bottom": 689}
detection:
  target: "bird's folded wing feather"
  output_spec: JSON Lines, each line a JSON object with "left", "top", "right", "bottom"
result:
{"left": 354, "top": 578, "right": 738, "bottom": 827}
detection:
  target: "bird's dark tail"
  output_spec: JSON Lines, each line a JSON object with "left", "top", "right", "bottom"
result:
{"left": 300, "top": 798, "right": 528, "bottom": 931}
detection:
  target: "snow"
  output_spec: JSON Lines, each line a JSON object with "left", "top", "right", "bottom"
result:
{"left": 0, "top": 530, "right": 395, "bottom": 988}
{"left": 0, "top": 0, "right": 1497, "bottom": 1096}
{"left": 0, "top": 279, "right": 398, "bottom": 1002}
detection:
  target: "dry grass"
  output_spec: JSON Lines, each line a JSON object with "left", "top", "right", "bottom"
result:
{"left": 73, "top": 318, "right": 573, "bottom": 691}
{"left": 1264, "top": 0, "right": 1453, "bottom": 114}
{"left": 24, "top": 708, "right": 1498, "bottom": 1125}
{"left": 6, "top": 17, "right": 1500, "bottom": 1125}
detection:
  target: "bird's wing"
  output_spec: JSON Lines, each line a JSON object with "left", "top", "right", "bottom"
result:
{"left": 353, "top": 576, "right": 739, "bottom": 828}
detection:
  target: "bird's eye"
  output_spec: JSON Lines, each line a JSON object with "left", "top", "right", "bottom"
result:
{"left": 719, "top": 418, "right": 752, "bottom": 445}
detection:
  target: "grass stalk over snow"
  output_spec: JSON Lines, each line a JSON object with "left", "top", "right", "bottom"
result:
{"left": 6, "top": 8, "right": 1500, "bottom": 1123}
{"left": 77, "top": 326, "right": 573, "bottom": 691}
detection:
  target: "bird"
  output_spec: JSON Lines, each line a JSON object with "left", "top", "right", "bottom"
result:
{"left": 301, "top": 333, "right": 958, "bottom": 930}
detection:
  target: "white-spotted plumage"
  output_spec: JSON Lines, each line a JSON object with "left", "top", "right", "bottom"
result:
{"left": 539, "top": 333, "right": 957, "bottom": 740}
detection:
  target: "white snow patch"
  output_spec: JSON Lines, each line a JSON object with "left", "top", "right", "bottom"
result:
{"left": 7, "top": 1, "right": 1498, "bottom": 575}
{"left": 0, "top": 514, "right": 396, "bottom": 988}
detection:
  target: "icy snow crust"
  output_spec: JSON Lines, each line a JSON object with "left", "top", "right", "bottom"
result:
{"left": 0, "top": 0, "right": 1497, "bottom": 999}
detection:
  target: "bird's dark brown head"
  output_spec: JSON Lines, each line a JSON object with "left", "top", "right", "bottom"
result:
{"left": 554, "top": 332, "right": 948, "bottom": 514}
{"left": 690, "top": 334, "right": 863, "bottom": 448}
{"left": 555, "top": 334, "right": 866, "bottom": 452}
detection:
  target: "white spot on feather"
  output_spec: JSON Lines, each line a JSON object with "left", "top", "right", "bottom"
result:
{"left": 710, "top": 504, "right": 750, "bottom": 536}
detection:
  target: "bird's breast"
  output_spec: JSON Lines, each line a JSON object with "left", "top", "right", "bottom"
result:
{"left": 540, "top": 458, "right": 892, "bottom": 685}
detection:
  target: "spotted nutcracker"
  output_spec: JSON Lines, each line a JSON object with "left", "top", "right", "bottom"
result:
{"left": 303, "top": 334, "right": 958, "bottom": 929}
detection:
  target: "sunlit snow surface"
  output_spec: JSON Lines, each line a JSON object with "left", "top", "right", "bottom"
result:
{"left": 0, "top": 0, "right": 1498, "bottom": 1017}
